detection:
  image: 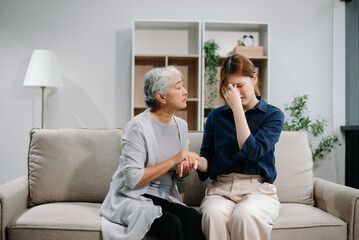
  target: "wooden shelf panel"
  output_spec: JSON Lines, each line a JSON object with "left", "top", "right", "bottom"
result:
{"left": 135, "top": 55, "right": 166, "bottom": 61}
{"left": 134, "top": 99, "right": 198, "bottom": 109}
{"left": 134, "top": 55, "right": 200, "bottom": 130}
{"left": 175, "top": 101, "right": 198, "bottom": 131}
{"left": 134, "top": 57, "right": 166, "bottom": 107}
{"left": 218, "top": 55, "right": 268, "bottom": 60}
{"left": 168, "top": 57, "right": 198, "bottom": 99}
{"left": 136, "top": 54, "right": 199, "bottom": 59}
{"left": 134, "top": 107, "right": 146, "bottom": 116}
{"left": 134, "top": 101, "right": 198, "bottom": 131}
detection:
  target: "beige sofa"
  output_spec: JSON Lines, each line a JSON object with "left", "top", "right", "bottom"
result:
{"left": 0, "top": 128, "right": 358, "bottom": 240}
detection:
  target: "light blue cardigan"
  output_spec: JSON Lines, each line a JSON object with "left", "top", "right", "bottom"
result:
{"left": 100, "top": 109, "right": 189, "bottom": 240}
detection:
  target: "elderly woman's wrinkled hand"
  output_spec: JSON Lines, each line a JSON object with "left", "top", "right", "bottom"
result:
{"left": 175, "top": 151, "right": 199, "bottom": 178}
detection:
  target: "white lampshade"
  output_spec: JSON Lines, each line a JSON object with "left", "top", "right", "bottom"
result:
{"left": 23, "top": 49, "right": 62, "bottom": 88}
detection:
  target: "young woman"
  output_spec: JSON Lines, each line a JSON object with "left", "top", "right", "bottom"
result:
{"left": 101, "top": 66, "right": 204, "bottom": 240}
{"left": 196, "top": 54, "right": 284, "bottom": 240}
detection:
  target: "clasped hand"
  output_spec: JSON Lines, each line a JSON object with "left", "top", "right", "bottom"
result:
{"left": 175, "top": 150, "right": 199, "bottom": 178}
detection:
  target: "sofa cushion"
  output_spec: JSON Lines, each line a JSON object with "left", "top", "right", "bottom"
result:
{"left": 274, "top": 131, "right": 314, "bottom": 205}
{"left": 8, "top": 202, "right": 347, "bottom": 240}
{"left": 182, "top": 131, "right": 315, "bottom": 206}
{"left": 184, "top": 131, "right": 315, "bottom": 206}
{"left": 27, "top": 128, "right": 123, "bottom": 207}
{"left": 271, "top": 203, "right": 347, "bottom": 240}
{"left": 8, "top": 202, "right": 102, "bottom": 240}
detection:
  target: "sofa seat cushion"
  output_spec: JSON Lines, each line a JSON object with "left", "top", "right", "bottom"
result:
{"left": 271, "top": 203, "right": 347, "bottom": 240}
{"left": 8, "top": 202, "right": 102, "bottom": 240}
{"left": 7, "top": 202, "right": 347, "bottom": 240}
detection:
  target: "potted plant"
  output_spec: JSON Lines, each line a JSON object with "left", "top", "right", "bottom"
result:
{"left": 204, "top": 39, "right": 220, "bottom": 109}
{"left": 283, "top": 94, "right": 340, "bottom": 162}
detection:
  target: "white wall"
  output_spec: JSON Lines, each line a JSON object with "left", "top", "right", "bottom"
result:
{"left": 0, "top": 0, "right": 346, "bottom": 185}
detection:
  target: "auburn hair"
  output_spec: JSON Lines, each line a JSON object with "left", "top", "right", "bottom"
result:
{"left": 219, "top": 54, "right": 260, "bottom": 104}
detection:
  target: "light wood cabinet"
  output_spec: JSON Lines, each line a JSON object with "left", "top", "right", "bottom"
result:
{"left": 132, "top": 20, "right": 269, "bottom": 130}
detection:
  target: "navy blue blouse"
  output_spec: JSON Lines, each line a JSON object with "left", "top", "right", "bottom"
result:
{"left": 197, "top": 97, "right": 284, "bottom": 184}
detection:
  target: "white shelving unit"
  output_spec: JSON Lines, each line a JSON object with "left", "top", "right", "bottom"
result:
{"left": 131, "top": 20, "right": 270, "bottom": 131}
{"left": 202, "top": 21, "right": 270, "bottom": 126}
{"left": 131, "top": 20, "right": 202, "bottom": 130}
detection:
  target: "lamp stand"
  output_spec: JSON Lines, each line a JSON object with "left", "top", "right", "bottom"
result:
{"left": 41, "top": 86, "right": 45, "bottom": 129}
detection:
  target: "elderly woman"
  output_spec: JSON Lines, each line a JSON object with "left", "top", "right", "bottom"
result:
{"left": 100, "top": 66, "right": 204, "bottom": 240}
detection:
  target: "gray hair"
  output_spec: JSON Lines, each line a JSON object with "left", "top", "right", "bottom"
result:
{"left": 143, "top": 66, "right": 183, "bottom": 111}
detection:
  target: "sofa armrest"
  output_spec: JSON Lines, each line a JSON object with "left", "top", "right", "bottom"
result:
{"left": 0, "top": 176, "right": 28, "bottom": 240}
{"left": 314, "top": 177, "right": 359, "bottom": 240}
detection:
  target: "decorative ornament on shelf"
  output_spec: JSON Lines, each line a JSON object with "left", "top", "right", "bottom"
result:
{"left": 233, "top": 34, "right": 263, "bottom": 57}
{"left": 204, "top": 39, "right": 220, "bottom": 109}
{"left": 242, "top": 35, "right": 254, "bottom": 47}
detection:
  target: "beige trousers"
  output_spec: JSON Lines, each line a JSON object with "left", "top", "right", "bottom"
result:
{"left": 199, "top": 173, "right": 281, "bottom": 240}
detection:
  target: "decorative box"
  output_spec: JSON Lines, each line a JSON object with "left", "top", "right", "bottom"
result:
{"left": 233, "top": 46, "right": 264, "bottom": 57}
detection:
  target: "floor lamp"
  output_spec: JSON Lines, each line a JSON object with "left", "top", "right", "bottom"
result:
{"left": 23, "top": 49, "right": 62, "bottom": 128}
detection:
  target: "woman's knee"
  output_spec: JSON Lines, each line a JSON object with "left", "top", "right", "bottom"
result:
{"left": 228, "top": 206, "right": 257, "bottom": 226}
{"left": 157, "top": 211, "right": 183, "bottom": 233}
{"left": 201, "top": 204, "right": 231, "bottom": 222}
{"left": 167, "top": 214, "right": 183, "bottom": 231}
{"left": 148, "top": 212, "right": 184, "bottom": 240}
{"left": 184, "top": 207, "right": 201, "bottom": 220}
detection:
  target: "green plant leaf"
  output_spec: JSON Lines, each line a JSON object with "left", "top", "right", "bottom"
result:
{"left": 204, "top": 39, "right": 220, "bottom": 109}
{"left": 283, "top": 94, "right": 341, "bottom": 162}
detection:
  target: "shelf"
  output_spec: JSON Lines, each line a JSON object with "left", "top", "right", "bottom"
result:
{"left": 220, "top": 56, "right": 268, "bottom": 60}
{"left": 132, "top": 20, "right": 269, "bottom": 131}
{"left": 203, "top": 21, "right": 270, "bottom": 121}
{"left": 134, "top": 107, "right": 147, "bottom": 116}
{"left": 134, "top": 20, "right": 201, "bottom": 56}
{"left": 134, "top": 102, "right": 199, "bottom": 131}
{"left": 132, "top": 20, "right": 201, "bottom": 130}
{"left": 134, "top": 56, "right": 166, "bottom": 108}
{"left": 175, "top": 101, "right": 198, "bottom": 131}
{"left": 168, "top": 57, "right": 198, "bottom": 99}
{"left": 204, "top": 21, "right": 269, "bottom": 32}
{"left": 219, "top": 55, "right": 267, "bottom": 60}
{"left": 136, "top": 54, "right": 199, "bottom": 59}
{"left": 134, "top": 55, "right": 166, "bottom": 61}
{"left": 133, "top": 55, "right": 200, "bottom": 108}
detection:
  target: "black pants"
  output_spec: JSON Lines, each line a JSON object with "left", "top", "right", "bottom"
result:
{"left": 144, "top": 194, "right": 205, "bottom": 240}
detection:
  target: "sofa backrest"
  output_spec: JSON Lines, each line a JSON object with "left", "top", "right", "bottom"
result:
{"left": 26, "top": 129, "right": 314, "bottom": 207}
{"left": 274, "top": 131, "right": 314, "bottom": 205}
{"left": 27, "top": 128, "right": 123, "bottom": 207}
